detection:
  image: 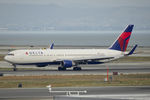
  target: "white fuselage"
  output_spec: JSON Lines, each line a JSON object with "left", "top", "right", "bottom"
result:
{"left": 4, "top": 49, "right": 124, "bottom": 64}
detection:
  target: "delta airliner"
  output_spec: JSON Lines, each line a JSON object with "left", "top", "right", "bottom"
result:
{"left": 4, "top": 25, "right": 137, "bottom": 71}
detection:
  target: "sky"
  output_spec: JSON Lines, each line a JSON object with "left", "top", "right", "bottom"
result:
{"left": 0, "top": 0, "right": 149, "bottom": 7}
{"left": 0, "top": 0, "right": 150, "bottom": 31}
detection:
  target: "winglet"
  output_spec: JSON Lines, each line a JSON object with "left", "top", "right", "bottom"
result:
{"left": 127, "top": 44, "right": 138, "bottom": 56}
{"left": 50, "top": 43, "right": 54, "bottom": 49}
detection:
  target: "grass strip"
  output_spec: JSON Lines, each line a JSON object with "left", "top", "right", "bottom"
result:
{"left": 0, "top": 54, "right": 4, "bottom": 61}
{"left": 0, "top": 74, "right": 150, "bottom": 88}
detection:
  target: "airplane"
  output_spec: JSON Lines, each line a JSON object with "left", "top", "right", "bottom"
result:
{"left": 4, "top": 25, "right": 137, "bottom": 71}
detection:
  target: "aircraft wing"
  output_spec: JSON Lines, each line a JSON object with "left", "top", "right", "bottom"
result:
{"left": 72, "top": 56, "right": 114, "bottom": 62}
{"left": 54, "top": 56, "right": 114, "bottom": 62}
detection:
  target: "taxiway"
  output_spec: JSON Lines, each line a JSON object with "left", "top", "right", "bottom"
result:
{"left": 0, "top": 86, "right": 150, "bottom": 100}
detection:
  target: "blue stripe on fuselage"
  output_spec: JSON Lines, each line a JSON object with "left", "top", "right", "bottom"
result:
{"left": 15, "top": 61, "right": 105, "bottom": 66}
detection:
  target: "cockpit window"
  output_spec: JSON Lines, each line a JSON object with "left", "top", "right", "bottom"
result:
{"left": 7, "top": 53, "right": 14, "bottom": 56}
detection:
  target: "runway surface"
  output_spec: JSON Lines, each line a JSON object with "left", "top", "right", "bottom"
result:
{"left": 0, "top": 86, "right": 150, "bottom": 100}
{"left": 0, "top": 61, "right": 150, "bottom": 76}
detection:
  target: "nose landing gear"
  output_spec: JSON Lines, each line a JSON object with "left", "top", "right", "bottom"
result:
{"left": 12, "top": 64, "right": 17, "bottom": 71}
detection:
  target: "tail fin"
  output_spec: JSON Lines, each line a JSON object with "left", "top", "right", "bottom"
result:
{"left": 109, "top": 25, "right": 134, "bottom": 52}
{"left": 50, "top": 43, "right": 54, "bottom": 49}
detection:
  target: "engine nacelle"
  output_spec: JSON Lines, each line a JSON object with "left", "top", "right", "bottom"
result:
{"left": 62, "top": 60, "right": 74, "bottom": 68}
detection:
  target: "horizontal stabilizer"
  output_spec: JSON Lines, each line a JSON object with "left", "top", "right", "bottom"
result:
{"left": 127, "top": 44, "right": 138, "bottom": 56}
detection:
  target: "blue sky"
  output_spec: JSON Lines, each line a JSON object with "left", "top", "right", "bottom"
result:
{"left": 0, "top": 0, "right": 150, "bottom": 31}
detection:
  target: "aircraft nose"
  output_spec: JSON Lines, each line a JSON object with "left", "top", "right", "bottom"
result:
{"left": 4, "top": 55, "right": 12, "bottom": 63}
{"left": 4, "top": 56, "right": 9, "bottom": 61}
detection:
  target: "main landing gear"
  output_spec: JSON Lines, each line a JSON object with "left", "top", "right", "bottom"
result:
{"left": 58, "top": 66, "right": 82, "bottom": 71}
{"left": 58, "top": 67, "right": 66, "bottom": 71}
{"left": 73, "top": 63, "right": 82, "bottom": 71}
{"left": 73, "top": 67, "right": 82, "bottom": 71}
{"left": 12, "top": 64, "right": 17, "bottom": 71}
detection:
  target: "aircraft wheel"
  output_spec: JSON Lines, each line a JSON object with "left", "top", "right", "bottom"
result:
{"left": 58, "top": 67, "right": 62, "bottom": 71}
{"left": 58, "top": 67, "right": 66, "bottom": 71}
{"left": 13, "top": 64, "right": 17, "bottom": 71}
{"left": 73, "top": 67, "right": 81, "bottom": 71}
{"left": 13, "top": 67, "right": 17, "bottom": 71}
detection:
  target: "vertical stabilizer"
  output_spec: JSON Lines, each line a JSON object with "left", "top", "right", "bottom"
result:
{"left": 109, "top": 25, "right": 134, "bottom": 51}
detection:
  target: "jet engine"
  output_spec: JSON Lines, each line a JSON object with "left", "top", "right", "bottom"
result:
{"left": 62, "top": 60, "right": 74, "bottom": 68}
